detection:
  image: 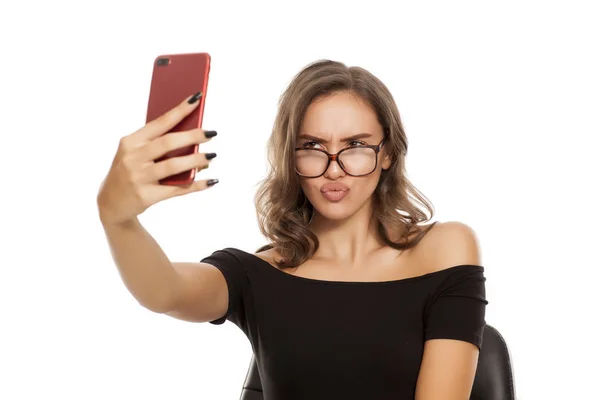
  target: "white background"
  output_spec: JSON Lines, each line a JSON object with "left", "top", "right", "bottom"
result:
{"left": 1, "top": 1, "right": 599, "bottom": 399}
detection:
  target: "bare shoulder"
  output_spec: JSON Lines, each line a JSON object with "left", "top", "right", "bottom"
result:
{"left": 413, "top": 221, "right": 482, "bottom": 273}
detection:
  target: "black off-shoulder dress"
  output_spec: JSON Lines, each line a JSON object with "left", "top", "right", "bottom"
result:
{"left": 201, "top": 247, "right": 487, "bottom": 400}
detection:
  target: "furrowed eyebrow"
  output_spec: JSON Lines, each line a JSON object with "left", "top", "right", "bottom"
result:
{"left": 296, "top": 133, "right": 373, "bottom": 142}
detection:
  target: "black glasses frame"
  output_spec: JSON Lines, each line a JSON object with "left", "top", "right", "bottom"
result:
{"left": 294, "top": 138, "right": 387, "bottom": 178}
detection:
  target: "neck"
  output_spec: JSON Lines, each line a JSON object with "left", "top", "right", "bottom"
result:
{"left": 308, "top": 198, "right": 383, "bottom": 266}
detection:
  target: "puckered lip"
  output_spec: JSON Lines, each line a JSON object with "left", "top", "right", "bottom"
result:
{"left": 320, "top": 182, "right": 350, "bottom": 192}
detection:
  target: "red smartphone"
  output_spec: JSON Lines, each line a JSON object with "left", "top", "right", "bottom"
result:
{"left": 146, "top": 52, "right": 211, "bottom": 186}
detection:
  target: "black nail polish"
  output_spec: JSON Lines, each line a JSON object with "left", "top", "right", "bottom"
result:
{"left": 205, "top": 152, "right": 217, "bottom": 160}
{"left": 207, "top": 179, "right": 219, "bottom": 186}
{"left": 204, "top": 130, "right": 218, "bottom": 138}
{"left": 188, "top": 91, "right": 203, "bottom": 104}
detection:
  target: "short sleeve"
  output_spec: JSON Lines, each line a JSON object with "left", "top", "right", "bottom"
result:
{"left": 424, "top": 266, "right": 488, "bottom": 350}
{"left": 200, "top": 248, "right": 249, "bottom": 330}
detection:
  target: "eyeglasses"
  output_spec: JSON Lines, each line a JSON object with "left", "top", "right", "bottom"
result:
{"left": 294, "top": 138, "right": 386, "bottom": 178}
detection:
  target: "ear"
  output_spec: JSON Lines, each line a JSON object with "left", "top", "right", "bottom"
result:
{"left": 382, "top": 153, "right": 392, "bottom": 170}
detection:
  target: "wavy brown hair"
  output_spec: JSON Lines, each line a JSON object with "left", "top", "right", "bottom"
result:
{"left": 254, "top": 59, "right": 437, "bottom": 268}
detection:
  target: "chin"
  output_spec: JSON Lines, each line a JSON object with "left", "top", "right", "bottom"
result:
{"left": 313, "top": 206, "right": 354, "bottom": 221}
{"left": 308, "top": 193, "right": 360, "bottom": 221}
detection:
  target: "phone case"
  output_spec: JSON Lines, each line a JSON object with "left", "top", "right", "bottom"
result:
{"left": 146, "top": 52, "right": 211, "bottom": 186}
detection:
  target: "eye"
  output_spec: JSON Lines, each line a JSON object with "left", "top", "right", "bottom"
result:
{"left": 301, "top": 140, "right": 320, "bottom": 148}
{"left": 348, "top": 140, "right": 367, "bottom": 147}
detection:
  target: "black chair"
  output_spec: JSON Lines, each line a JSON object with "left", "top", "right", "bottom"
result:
{"left": 240, "top": 324, "right": 515, "bottom": 400}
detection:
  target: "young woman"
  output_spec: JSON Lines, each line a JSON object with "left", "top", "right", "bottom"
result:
{"left": 97, "top": 60, "right": 488, "bottom": 399}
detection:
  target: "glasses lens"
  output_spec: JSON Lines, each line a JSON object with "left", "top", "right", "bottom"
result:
{"left": 339, "top": 147, "right": 376, "bottom": 175}
{"left": 295, "top": 148, "right": 376, "bottom": 177}
{"left": 295, "top": 149, "right": 328, "bottom": 177}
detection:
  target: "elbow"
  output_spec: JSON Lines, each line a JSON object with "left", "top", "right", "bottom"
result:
{"left": 141, "top": 300, "right": 172, "bottom": 314}
{"left": 134, "top": 289, "right": 177, "bottom": 314}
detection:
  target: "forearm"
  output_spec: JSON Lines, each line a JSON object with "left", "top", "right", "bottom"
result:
{"left": 101, "top": 217, "right": 179, "bottom": 313}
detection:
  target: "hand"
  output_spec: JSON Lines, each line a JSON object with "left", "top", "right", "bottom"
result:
{"left": 97, "top": 92, "right": 218, "bottom": 226}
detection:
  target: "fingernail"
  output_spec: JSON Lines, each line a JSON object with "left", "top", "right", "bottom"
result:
{"left": 188, "top": 91, "right": 203, "bottom": 104}
{"left": 207, "top": 179, "right": 219, "bottom": 186}
{"left": 204, "top": 130, "right": 218, "bottom": 138}
{"left": 205, "top": 152, "right": 217, "bottom": 160}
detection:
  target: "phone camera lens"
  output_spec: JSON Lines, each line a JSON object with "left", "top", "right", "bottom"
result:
{"left": 157, "top": 58, "right": 170, "bottom": 66}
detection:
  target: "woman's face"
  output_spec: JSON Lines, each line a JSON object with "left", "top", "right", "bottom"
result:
{"left": 296, "top": 91, "right": 391, "bottom": 221}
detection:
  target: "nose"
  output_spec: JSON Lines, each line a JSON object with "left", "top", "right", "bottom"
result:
{"left": 323, "top": 157, "right": 346, "bottom": 179}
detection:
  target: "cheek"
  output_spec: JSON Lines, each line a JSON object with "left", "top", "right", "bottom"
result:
{"left": 360, "top": 176, "right": 381, "bottom": 197}
{"left": 299, "top": 179, "right": 318, "bottom": 197}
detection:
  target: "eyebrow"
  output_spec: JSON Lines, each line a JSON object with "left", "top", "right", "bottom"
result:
{"left": 296, "top": 132, "right": 374, "bottom": 142}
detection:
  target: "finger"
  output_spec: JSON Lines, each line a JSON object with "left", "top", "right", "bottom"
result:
{"left": 154, "top": 178, "right": 220, "bottom": 203}
{"left": 138, "top": 91, "right": 203, "bottom": 140}
{"left": 141, "top": 128, "right": 217, "bottom": 162}
{"left": 147, "top": 152, "right": 216, "bottom": 181}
